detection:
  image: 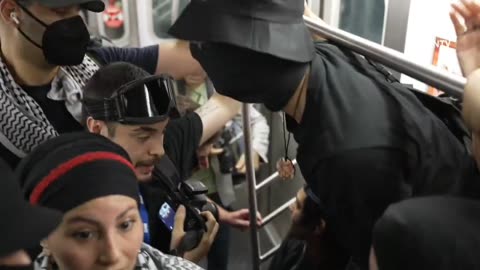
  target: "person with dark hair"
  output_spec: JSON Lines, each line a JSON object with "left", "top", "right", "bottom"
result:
{"left": 0, "top": 0, "right": 234, "bottom": 170}
{"left": 17, "top": 132, "right": 207, "bottom": 270}
{"left": 82, "top": 62, "right": 262, "bottom": 258}
{"left": 371, "top": 196, "right": 480, "bottom": 270}
{"left": 269, "top": 187, "right": 349, "bottom": 270}
{"left": 0, "top": 157, "right": 62, "bottom": 267}
{"left": 168, "top": 0, "right": 476, "bottom": 268}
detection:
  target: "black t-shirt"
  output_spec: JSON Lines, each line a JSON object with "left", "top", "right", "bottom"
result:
{"left": 0, "top": 45, "right": 159, "bottom": 168}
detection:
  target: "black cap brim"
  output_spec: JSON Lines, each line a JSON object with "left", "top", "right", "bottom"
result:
{"left": 40, "top": 0, "right": 105, "bottom": 12}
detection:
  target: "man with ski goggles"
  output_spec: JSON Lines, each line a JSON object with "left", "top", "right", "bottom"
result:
{"left": 82, "top": 62, "right": 262, "bottom": 259}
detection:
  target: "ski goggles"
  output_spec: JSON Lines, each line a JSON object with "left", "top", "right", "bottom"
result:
{"left": 83, "top": 75, "right": 179, "bottom": 125}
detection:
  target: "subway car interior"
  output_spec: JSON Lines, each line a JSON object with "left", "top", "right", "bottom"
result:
{"left": 2, "top": 0, "right": 479, "bottom": 269}
{"left": 80, "top": 1, "right": 465, "bottom": 269}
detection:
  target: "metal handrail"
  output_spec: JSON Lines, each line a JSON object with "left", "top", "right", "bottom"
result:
{"left": 261, "top": 197, "right": 296, "bottom": 228}
{"left": 255, "top": 159, "right": 298, "bottom": 192}
{"left": 303, "top": 16, "right": 466, "bottom": 98}
{"left": 260, "top": 244, "right": 282, "bottom": 262}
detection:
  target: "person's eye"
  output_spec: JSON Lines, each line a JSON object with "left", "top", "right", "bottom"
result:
{"left": 137, "top": 135, "right": 151, "bottom": 142}
{"left": 119, "top": 219, "right": 136, "bottom": 231}
{"left": 72, "top": 230, "right": 95, "bottom": 240}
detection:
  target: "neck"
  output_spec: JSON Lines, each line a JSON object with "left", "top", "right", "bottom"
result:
{"left": 283, "top": 70, "right": 309, "bottom": 123}
{"left": 1, "top": 41, "right": 58, "bottom": 86}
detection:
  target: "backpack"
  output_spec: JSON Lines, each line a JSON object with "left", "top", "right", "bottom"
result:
{"left": 337, "top": 46, "right": 472, "bottom": 154}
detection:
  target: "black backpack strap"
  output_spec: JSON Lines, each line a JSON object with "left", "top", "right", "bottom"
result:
{"left": 365, "top": 57, "right": 400, "bottom": 83}
{"left": 153, "top": 155, "right": 182, "bottom": 191}
{"left": 335, "top": 45, "right": 472, "bottom": 154}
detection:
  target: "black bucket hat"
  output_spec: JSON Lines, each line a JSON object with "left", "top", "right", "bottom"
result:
{"left": 168, "top": 0, "right": 315, "bottom": 63}
{"left": 0, "top": 158, "right": 62, "bottom": 257}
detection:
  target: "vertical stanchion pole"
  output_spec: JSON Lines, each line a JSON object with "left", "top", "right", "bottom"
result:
{"left": 242, "top": 103, "right": 261, "bottom": 270}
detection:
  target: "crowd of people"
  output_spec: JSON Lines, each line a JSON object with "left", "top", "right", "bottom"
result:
{"left": 2, "top": 0, "right": 480, "bottom": 269}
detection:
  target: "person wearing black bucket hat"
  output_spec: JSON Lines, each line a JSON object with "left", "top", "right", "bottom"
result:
{"left": 371, "top": 197, "right": 480, "bottom": 270}
{"left": 170, "top": 1, "right": 477, "bottom": 269}
{"left": 0, "top": 157, "right": 62, "bottom": 267}
{"left": 17, "top": 132, "right": 205, "bottom": 270}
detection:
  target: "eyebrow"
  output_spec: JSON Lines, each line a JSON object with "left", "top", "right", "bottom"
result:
{"left": 116, "top": 206, "right": 137, "bottom": 220}
{"left": 66, "top": 206, "right": 137, "bottom": 225}
{"left": 131, "top": 126, "right": 158, "bottom": 133}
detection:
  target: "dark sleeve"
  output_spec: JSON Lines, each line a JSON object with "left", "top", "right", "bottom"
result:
{"left": 309, "top": 148, "right": 410, "bottom": 269}
{"left": 88, "top": 45, "right": 159, "bottom": 74}
{"left": 164, "top": 113, "right": 203, "bottom": 180}
{"left": 0, "top": 144, "right": 20, "bottom": 169}
{"left": 268, "top": 239, "right": 306, "bottom": 270}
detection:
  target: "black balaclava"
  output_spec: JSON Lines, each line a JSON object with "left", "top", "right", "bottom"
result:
{"left": 190, "top": 42, "right": 309, "bottom": 112}
{"left": 373, "top": 196, "right": 480, "bottom": 270}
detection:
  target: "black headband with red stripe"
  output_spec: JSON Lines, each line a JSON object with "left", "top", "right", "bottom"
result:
{"left": 30, "top": 151, "right": 135, "bottom": 204}
{"left": 17, "top": 133, "right": 141, "bottom": 213}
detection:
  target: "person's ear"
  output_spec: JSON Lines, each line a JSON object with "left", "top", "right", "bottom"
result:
{"left": 40, "top": 239, "right": 51, "bottom": 256}
{"left": 86, "top": 117, "right": 105, "bottom": 134}
{"left": 0, "top": 0, "right": 20, "bottom": 25}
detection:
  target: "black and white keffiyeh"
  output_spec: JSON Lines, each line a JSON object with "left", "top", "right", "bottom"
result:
{"left": 0, "top": 55, "right": 99, "bottom": 157}
{"left": 34, "top": 243, "right": 204, "bottom": 270}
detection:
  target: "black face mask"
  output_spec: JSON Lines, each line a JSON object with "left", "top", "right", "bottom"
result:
{"left": 190, "top": 42, "right": 309, "bottom": 111}
{"left": 16, "top": 5, "right": 90, "bottom": 66}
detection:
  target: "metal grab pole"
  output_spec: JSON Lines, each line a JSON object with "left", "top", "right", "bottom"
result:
{"left": 303, "top": 16, "right": 466, "bottom": 98}
{"left": 260, "top": 244, "right": 282, "bottom": 262}
{"left": 256, "top": 159, "right": 298, "bottom": 192}
{"left": 242, "top": 103, "right": 261, "bottom": 270}
{"left": 260, "top": 197, "right": 296, "bottom": 228}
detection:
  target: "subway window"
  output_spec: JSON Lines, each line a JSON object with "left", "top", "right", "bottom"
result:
{"left": 94, "top": 0, "right": 131, "bottom": 47}
{"left": 339, "top": 0, "right": 386, "bottom": 43}
{"left": 152, "top": 0, "right": 189, "bottom": 38}
{"left": 103, "top": 0, "right": 126, "bottom": 40}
